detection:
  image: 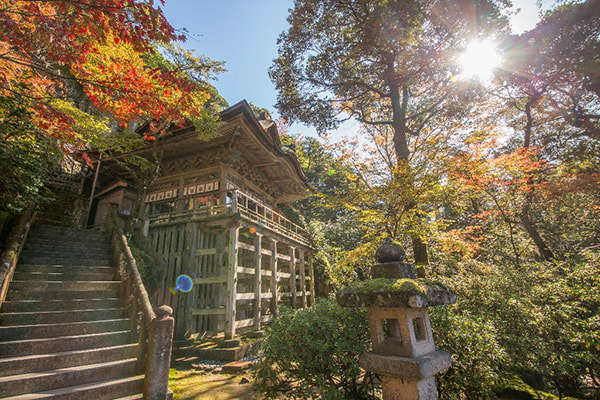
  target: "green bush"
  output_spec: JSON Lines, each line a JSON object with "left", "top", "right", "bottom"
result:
{"left": 431, "top": 306, "right": 505, "bottom": 400}
{"left": 253, "top": 297, "right": 377, "bottom": 399}
{"left": 129, "top": 236, "right": 166, "bottom": 299}
{"left": 431, "top": 252, "right": 600, "bottom": 399}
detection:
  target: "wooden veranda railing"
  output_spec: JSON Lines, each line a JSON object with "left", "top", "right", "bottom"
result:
{"left": 0, "top": 211, "right": 35, "bottom": 308}
{"left": 105, "top": 206, "right": 174, "bottom": 400}
{"left": 148, "top": 189, "right": 310, "bottom": 246}
{"left": 235, "top": 191, "right": 309, "bottom": 246}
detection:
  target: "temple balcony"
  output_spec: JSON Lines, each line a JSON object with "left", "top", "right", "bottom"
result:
{"left": 147, "top": 190, "right": 310, "bottom": 247}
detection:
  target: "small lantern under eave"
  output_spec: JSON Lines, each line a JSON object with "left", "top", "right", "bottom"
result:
{"left": 336, "top": 238, "right": 456, "bottom": 400}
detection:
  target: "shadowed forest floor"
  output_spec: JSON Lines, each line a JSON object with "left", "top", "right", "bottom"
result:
{"left": 169, "top": 357, "right": 270, "bottom": 400}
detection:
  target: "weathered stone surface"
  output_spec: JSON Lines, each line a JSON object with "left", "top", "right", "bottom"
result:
{"left": 337, "top": 284, "right": 456, "bottom": 308}
{"left": 221, "top": 361, "right": 252, "bottom": 374}
{"left": 173, "top": 339, "right": 262, "bottom": 362}
{"left": 381, "top": 376, "right": 438, "bottom": 400}
{"left": 368, "top": 308, "right": 435, "bottom": 358}
{"left": 376, "top": 238, "right": 406, "bottom": 263}
{"left": 220, "top": 338, "right": 241, "bottom": 348}
{"left": 359, "top": 351, "right": 452, "bottom": 380}
{"left": 372, "top": 261, "right": 416, "bottom": 279}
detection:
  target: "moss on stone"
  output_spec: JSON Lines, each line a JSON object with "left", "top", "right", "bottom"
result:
{"left": 344, "top": 278, "right": 427, "bottom": 295}
{"left": 495, "top": 375, "right": 580, "bottom": 400}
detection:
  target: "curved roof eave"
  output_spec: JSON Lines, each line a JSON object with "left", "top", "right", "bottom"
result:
{"left": 221, "top": 100, "right": 312, "bottom": 192}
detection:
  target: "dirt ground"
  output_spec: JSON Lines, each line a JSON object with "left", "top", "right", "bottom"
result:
{"left": 169, "top": 360, "right": 264, "bottom": 400}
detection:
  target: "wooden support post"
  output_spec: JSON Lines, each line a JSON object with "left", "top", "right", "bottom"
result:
{"left": 253, "top": 233, "right": 262, "bottom": 330}
{"left": 225, "top": 226, "right": 239, "bottom": 339}
{"left": 216, "top": 230, "right": 228, "bottom": 331}
{"left": 178, "top": 176, "right": 185, "bottom": 212}
{"left": 179, "top": 222, "right": 195, "bottom": 339}
{"left": 270, "top": 239, "right": 279, "bottom": 317}
{"left": 290, "top": 247, "right": 297, "bottom": 308}
{"left": 219, "top": 164, "right": 228, "bottom": 206}
{"left": 188, "top": 223, "right": 198, "bottom": 335}
{"left": 231, "top": 190, "right": 238, "bottom": 213}
{"left": 299, "top": 248, "right": 306, "bottom": 308}
{"left": 308, "top": 253, "right": 316, "bottom": 306}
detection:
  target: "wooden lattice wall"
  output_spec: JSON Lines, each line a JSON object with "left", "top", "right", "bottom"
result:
{"left": 149, "top": 221, "right": 314, "bottom": 339}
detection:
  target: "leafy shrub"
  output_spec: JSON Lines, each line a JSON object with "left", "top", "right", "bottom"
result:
{"left": 431, "top": 252, "right": 600, "bottom": 399}
{"left": 129, "top": 236, "right": 166, "bottom": 299}
{"left": 253, "top": 297, "right": 376, "bottom": 399}
{"left": 431, "top": 306, "right": 505, "bottom": 400}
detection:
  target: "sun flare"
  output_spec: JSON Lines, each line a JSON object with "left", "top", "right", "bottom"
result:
{"left": 458, "top": 40, "right": 501, "bottom": 81}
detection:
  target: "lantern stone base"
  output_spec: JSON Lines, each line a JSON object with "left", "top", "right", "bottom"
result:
{"left": 359, "top": 350, "right": 451, "bottom": 380}
{"left": 360, "top": 351, "right": 451, "bottom": 400}
{"left": 381, "top": 375, "right": 438, "bottom": 400}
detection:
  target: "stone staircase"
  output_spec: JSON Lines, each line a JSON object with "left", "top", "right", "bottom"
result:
{"left": 0, "top": 224, "right": 144, "bottom": 399}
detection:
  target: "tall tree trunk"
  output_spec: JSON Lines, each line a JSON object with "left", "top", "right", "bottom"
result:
{"left": 388, "top": 77, "right": 429, "bottom": 264}
{"left": 521, "top": 94, "right": 554, "bottom": 261}
{"left": 520, "top": 191, "right": 554, "bottom": 261}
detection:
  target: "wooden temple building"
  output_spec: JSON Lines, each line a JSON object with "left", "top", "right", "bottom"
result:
{"left": 92, "top": 101, "right": 314, "bottom": 340}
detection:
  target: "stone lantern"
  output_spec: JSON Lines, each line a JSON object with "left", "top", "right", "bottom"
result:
{"left": 336, "top": 238, "right": 456, "bottom": 400}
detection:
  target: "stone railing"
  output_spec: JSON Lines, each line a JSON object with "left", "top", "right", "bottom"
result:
{"left": 105, "top": 205, "right": 174, "bottom": 400}
{"left": 0, "top": 211, "right": 35, "bottom": 308}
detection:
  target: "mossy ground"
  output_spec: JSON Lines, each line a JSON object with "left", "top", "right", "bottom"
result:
{"left": 495, "top": 376, "right": 580, "bottom": 400}
{"left": 169, "top": 367, "right": 260, "bottom": 400}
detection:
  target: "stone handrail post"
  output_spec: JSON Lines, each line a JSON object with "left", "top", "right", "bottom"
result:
{"left": 144, "top": 305, "right": 174, "bottom": 400}
{"left": 105, "top": 205, "right": 173, "bottom": 400}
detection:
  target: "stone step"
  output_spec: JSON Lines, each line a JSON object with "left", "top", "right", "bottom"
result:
{"left": 28, "top": 225, "right": 105, "bottom": 236}
{"left": 15, "top": 265, "right": 115, "bottom": 274}
{"left": 0, "top": 375, "right": 144, "bottom": 400}
{"left": 22, "top": 240, "right": 108, "bottom": 251}
{"left": 6, "top": 288, "right": 119, "bottom": 301}
{"left": 20, "top": 250, "right": 110, "bottom": 260}
{"left": 26, "top": 232, "right": 106, "bottom": 241}
{"left": 24, "top": 234, "right": 107, "bottom": 243}
{"left": 1, "top": 298, "right": 122, "bottom": 313}
{"left": 12, "top": 271, "right": 116, "bottom": 282}
{"left": 0, "top": 359, "right": 138, "bottom": 398}
{"left": 24, "top": 235, "right": 107, "bottom": 244}
{"left": 0, "top": 319, "right": 131, "bottom": 341}
{"left": 7, "top": 280, "right": 120, "bottom": 292}
{"left": 17, "top": 257, "right": 111, "bottom": 266}
{"left": 0, "top": 344, "right": 139, "bottom": 377}
{"left": 0, "top": 331, "right": 133, "bottom": 358}
{"left": 1, "top": 308, "right": 126, "bottom": 325}
{"left": 22, "top": 240, "right": 109, "bottom": 251}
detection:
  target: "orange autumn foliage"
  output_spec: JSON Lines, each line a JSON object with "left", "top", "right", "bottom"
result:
{"left": 0, "top": 0, "right": 213, "bottom": 144}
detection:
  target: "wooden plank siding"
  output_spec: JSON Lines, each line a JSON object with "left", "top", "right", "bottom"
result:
{"left": 149, "top": 219, "right": 312, "bottom": 340}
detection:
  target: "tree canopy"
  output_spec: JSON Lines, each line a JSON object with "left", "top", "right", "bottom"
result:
{"left": 271, "top": 0, "right": 510, "bottom": 162}
{"left": 0, "top": 0, "right": 225, "bottom": 211}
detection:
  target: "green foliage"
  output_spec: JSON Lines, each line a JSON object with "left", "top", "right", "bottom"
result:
{"left": 431, "top": 251, "right": 600, "bottom": 399}
{"left": 143, "top": 43, "right": 227, "bottom": 137}
{"left": 494, "top": 375, "right": 580, "bottom": 400}
{"left": 280, "top": 136, "right": 369, "bottom": 289}
{"left": 431, "top": 307, "right": 505, "bottom": 399}
{"left": 0, "top": 94, "right": 58, "bottom": 212}
{"left": 253, "top": 298, "right": 376, "bottom": 399}
{"left": 129, "top": 235, "right": 166, "bottom": 298}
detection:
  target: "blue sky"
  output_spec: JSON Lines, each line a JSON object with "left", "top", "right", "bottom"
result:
{"left": 161, "top": 0, "right": 541, "bottom": 139}
{"left": 161, "top": 1, "right": 293, "bottom": 112}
